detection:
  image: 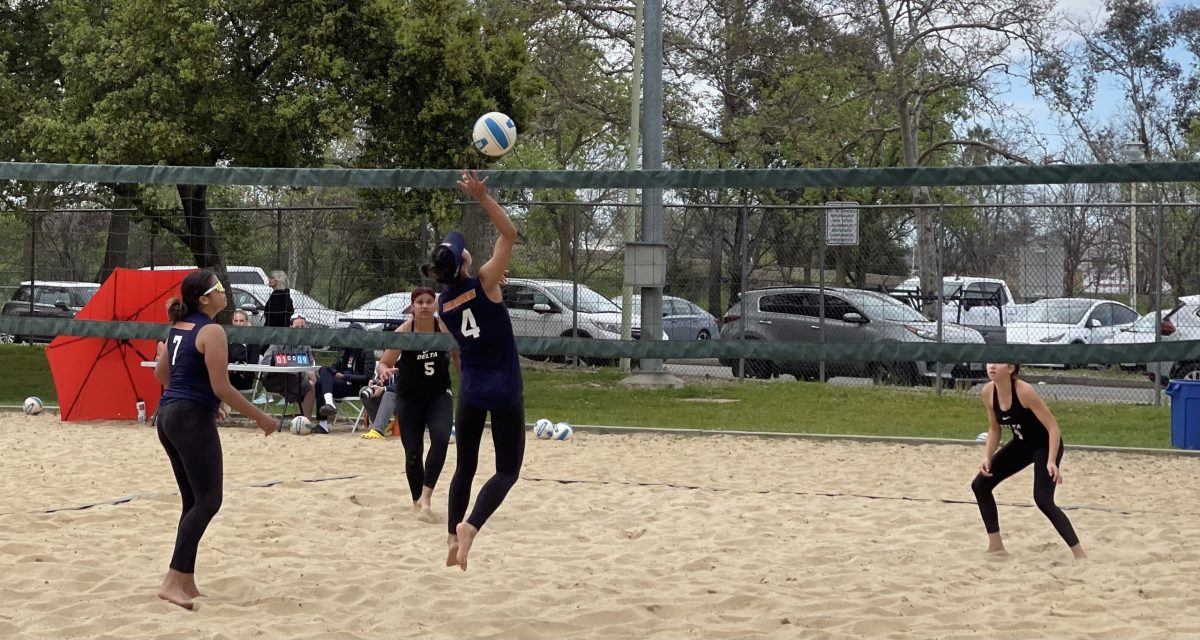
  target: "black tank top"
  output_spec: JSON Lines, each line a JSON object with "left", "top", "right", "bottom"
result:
{"left": 992, "top": 378, "right": 1054, "bottom": 448}
{"left": 396, "top": 321, "right": 451, "bottom": 398}
{"left": 161, "top": 312, "right": 221, "bottom": 411}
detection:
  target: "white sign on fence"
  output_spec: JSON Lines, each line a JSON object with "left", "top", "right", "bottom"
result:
{"left": 824, "top": 201, "right": 860, "bottom": 246}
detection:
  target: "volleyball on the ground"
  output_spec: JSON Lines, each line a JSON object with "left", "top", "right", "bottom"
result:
{"left": 23, "top": 397, "right": 43, "bottom": 415}
{"left": 472, "top": 112, "right": 517, "bottom": 157}
{"left": 976, "top": 432, "right": 989, "bottom": 442}
{"left": 534, "top": 418, "right": 555, "bottom": 439}
{"left": 552, "top": 421, "right": 573, "bottom": 441}
{"left": 291, "top": 416, "right": 313, "bottom": 436}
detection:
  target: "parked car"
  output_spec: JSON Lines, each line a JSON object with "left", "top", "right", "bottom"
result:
{"left": 1, "top": 280, "right": 101, "bottom": 343}
{"left": 500, "top": 278, "right": 667, "bottom": 364}
{"left": 609, "top": 294, "right": 720, "bottom": 341}
{"left": 1104, "top": 308, "right": 1173, "bottom": 370}
{"left": 718, "top": 286, "right": 987, "bottom": 385}
{"left": 343, "top": 292, "right": 413, "bottom": 331}
{"left": 1146, "top": 295, "right": 1200, "bottom": 384}
{"left": 140, "top": 265, "right": 269, "bottom": 286}
{"left": 230, "top": 284, "right": 342, "bottom": 329}
{"left": 890, "top": 275, "right": 1026, "bottom": 344}
{"left": 1006, "top": 298, "right": 1138, "bottom": 345}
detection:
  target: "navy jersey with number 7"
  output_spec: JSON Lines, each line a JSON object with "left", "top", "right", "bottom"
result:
{"left": 438, "top": 276, "right": 523, "bottom": 409}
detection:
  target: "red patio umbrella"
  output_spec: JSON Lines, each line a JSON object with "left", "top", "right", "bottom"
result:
{"left": 46, "top": 268, "right": 192, "bottom": 421}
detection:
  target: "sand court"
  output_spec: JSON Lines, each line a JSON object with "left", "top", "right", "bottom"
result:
{"left": 1, "top": 414, "right": 1197, "bottom": 639}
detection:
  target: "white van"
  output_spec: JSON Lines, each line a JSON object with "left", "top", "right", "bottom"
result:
{"left": 139, "top": 265, "right": 269, "bottom": 287}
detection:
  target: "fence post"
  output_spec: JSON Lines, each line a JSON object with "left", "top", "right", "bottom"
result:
{"left": 275, "top": 208, "right": 283, "bottom": 270}
{"left": 1153, "top": 202, "right": 1164, "bottom": 407}
{"left": 572, "top": 204, "right": 580, "bottom": 367}
{"left": 736, "top": 206, "right": 748, "bottom": 379}
{"left": 818, "top": 205, "right": 827, "bottom": 383}
{"left": 28, "top": 209, "right": 37, "bottom": 315}
{"left": 935, "top": 203, "right": 945, "bottom": 397}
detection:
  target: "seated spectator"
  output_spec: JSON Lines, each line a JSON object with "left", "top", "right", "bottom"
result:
{"left": 259, "top": 313, "right": 316, "bottom": 420}
{"left": 358, "top": 374, "right": 393, "bottom": 436}
{"left": 228, "top": 310, "right": 261, "bottom": 391}
{"left": 315, "top": 322, "right": 375, "bottom": 434}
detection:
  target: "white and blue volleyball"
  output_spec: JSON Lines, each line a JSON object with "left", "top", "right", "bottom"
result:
{"left": 976, "top": 431, "right": 989, "bottom": 442}
{"left": 552, "top": 421, "right": 573, "bottom": 441}
{"left": 23, "top": 396, "right": 43, "bottom": 415}
{"left": 472, "top": 112, "right": 517, "bottom": 157}
{"left": 291, "top": 416, "right": 313, "bottom": 436}
{"left": 534, "top": 418, "right": 554, "bottom": 440}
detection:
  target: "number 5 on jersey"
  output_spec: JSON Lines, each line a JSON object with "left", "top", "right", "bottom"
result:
{"left": 461, "top": 308, "right": 482, "bottom": 339}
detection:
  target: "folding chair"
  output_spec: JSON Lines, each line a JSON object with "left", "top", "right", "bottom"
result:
{"left": 333, "top": 395, "right": 367, "bottom": 432}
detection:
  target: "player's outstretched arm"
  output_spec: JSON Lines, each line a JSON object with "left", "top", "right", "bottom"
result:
{"left": 457, "top": 170, "right": 515, "bottom": 292}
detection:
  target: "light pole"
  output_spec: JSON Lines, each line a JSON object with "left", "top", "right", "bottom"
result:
{"left": 1122, "top": 141, "right": 1146, "bottom": 310}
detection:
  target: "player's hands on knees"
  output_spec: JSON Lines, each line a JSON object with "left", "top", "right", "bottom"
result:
{"left": 255, "top": 412, "right": 278, "bottom": 436}
{"left": 980, "top": 458, "right": 993, "bottom": 477}
{"left": 1046, "top": 461, "right": 1062, "bottom": 485}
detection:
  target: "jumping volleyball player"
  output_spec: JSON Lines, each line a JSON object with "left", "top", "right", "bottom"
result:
{"left": 153, "top": 270, "right": 277, "bottom": 609}
{"left": 971, "top": 362, "right": 1086, "bottom": 559}
{"left": 421, "top": 170, "right": 522, "bottom": 571}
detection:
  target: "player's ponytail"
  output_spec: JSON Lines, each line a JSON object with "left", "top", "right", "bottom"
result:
{"left": 420, "top": 245, "right": 461, "bottom": 285}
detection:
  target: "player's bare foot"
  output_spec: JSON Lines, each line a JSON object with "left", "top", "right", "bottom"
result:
{"left": 1070, "top": 544, "right": 1087, "bottom": 560}
{"left": 416, "top": 504, "right": 438, "bottom": 524}
{"left": 456, "top": 522, "right": 478, "bottom": 571}
{"left": 157, "top": 587, "right": 194, "bottom": 610}
{"left": 985, "top": 533, "right": 1005, "bottom": 554}
{"left": 184, "top": 578, "right": 205, "bottom": 599}
{"left": 158, "top": 570, "right": 196, "bottom": 609}
{"left": 446, "top": 534, "right": 460, "bottom": 567}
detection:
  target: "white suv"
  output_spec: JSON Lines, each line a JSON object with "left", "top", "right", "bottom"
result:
{"left": 139, "top": 265, "right": 269, "bottom": 286}
{"left": 500, "top": 278, "right": 666, "bottom": 341}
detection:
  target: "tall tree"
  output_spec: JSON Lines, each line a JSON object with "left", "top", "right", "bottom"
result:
{"left": 842, "top": 0, "right": 1049, "bottom": 301}
{"left": 25, "top": 0, "right": 358, "bottom": 293}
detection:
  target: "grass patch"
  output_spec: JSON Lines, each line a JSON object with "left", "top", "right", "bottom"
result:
{"left": 0, "top": 345, "right": 1171, "bottom": 448}
{"left": 520, "top": 368, "right": 1171, "bottom": 449}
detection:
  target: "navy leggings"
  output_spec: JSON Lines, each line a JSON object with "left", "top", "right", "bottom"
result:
{"left": 156, "top": 400, "right": 223, "bottom": 574}
{"left": 397, "top": 391, "right": 453, "bottom": 502}
{"left": 447, "top": 400, "right": 525, "bottom": 535}
{"left": 971, "top": 439, "right": 1080, "bottom": 547}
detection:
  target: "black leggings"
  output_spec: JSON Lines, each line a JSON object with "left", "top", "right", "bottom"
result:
{"left": 971, "top": 439, "right": 1080, "bottom": 547}
{"left": 397, "top": 391, "right": 453, "bottom": 502}
{"left": 447, "top": 400, "right": 525, "bottom": 535}
{"left": 156, "top": 400, "right": 223, "bottom": 574}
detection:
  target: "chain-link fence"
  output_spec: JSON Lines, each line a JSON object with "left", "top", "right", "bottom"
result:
{"left": 2, "top": 192, "right": 1197, "bottom": 405}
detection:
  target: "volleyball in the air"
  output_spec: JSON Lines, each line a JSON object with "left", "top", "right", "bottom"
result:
{"left": 291, "top": 416, "right": 313, "bottom": 436}
{"left": 534, "top": 418, "right": 555, "bottom": 440}
{"left": 23, "top": 396, "right": 43, "bottom": 415}
{"left": 472, "top": 112, "right": 517, "bottom": 157}
{"left": 552, "top": 421, "right": 573, "bottom": 441}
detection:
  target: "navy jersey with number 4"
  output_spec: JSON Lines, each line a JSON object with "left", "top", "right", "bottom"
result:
{"left": 438, "top": 276, "right": 522, "bottom": 409}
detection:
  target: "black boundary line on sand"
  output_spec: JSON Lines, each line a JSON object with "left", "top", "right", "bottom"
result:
{"left": 6, "top": 473, "right": 1194, "bottom": 520}
{"left": 0, "top": 475, "right": 363, "bottom": 517}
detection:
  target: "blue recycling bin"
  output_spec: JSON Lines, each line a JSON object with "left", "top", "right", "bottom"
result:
{"left": 1165, "top": 380, "right": 1200, "bottom": 450}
